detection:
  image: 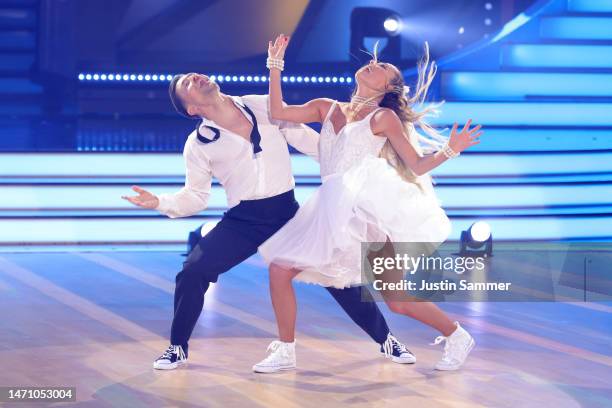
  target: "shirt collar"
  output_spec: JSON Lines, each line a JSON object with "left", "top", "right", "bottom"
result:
{"left": 197, "top": 95, "right": 251, "bottom": 140}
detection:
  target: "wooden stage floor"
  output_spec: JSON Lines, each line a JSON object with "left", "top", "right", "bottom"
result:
{"left": 0, "top": 250, "right": 610, "bottom": 407}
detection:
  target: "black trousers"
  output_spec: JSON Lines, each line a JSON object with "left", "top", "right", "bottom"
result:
{"left": 170, "top": 190, "right": 390, "bottom": 354}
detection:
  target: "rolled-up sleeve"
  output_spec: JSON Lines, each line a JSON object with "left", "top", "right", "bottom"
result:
{"left": 156, "top": 140, "right": 211, "bottom": 218}
{"left": 280, "top": 121, "right": 319, "bottom": 161}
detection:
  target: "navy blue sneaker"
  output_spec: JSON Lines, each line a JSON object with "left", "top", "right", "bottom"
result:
{"left": 381, "top": 334, "right": 416, "bottom": 364}
{"left": 153, "top": 345, "right": 187, "bottom": 370}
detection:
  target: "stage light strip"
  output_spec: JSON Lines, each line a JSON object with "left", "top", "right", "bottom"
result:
{"left": 0, "top": 216, "right": 610, "bottom": 243}
{"left": 441, "top": 72, "right": 612, "bottom": 100}
{"left": 2, "top": 152, "right": 612, "bottom": 177}
{"left": 502, "top": 44, "right": 612, "bottom": 69}
{"left": 568, "top": 0, "right": 612, "bottom": 13}
{"left": 1, "top": 183, "right": 611, "bottom": 210}
{"left": 77, "top": 73, "right": 353, "bottom": 85}
{"left": 540, "top": 17, "right": 612, "bottom": 40}
{"left": 433, "top": 102, "right": 612, "bottom": 126}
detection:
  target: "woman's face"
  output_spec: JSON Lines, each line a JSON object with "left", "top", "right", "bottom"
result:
{"left": 355, "top": 60, "right": 401, "bottom": 92}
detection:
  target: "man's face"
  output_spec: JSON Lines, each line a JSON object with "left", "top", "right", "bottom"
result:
{"left": 175, "top": 73, "right": 219, "bottom": 115}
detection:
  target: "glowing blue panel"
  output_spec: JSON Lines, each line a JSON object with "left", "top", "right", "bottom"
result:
{"left": 502, "top": 44, "right": 612, "bottom": 68}
{"left": 2, "top": 183, "right": 611, "bottom": 211}
{"left": 449, "top": 216, "right": 612, "bottom": 240}
{"left": 0, "top": 153, "right": 320, "bottom": 179}
{"left": 464, "top": 128, "right": 612, "bottom": 152}
{"left": 432, "top": 102, "right": 612, "bottom": 126}
{"left": 3, "top": 152, "right": 612, "bottom": 179}
{"left": 0, "top": 216, "right": 609, "bottom": 243}
{"left": 568, "top": 0, "right": 612, "bottom": 12}
{"left": 540, "top": 17, "right": 612, "bottom": 40}
{"left": 441, "top": 72, "right": 612, "bottom": 100}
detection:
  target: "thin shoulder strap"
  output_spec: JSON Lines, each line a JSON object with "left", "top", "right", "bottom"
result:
{"left": 364, "top": 106, "right": 385, "bottom": 120}
{"left": 322, "top": 100, "right": 337, "bottom": 123}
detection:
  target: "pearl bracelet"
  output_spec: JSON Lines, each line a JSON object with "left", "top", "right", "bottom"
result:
{"left": 441, "top": 143, "right": 460, "bottom": 159}
{"left": 266, "top": 57, "right": 285, "bottom": 71}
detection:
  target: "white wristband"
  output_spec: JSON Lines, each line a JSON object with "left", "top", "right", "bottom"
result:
{"left": 441, "top": 143, "right": 460, "bottom": 159}
{"left": 266, "top": 57, "right": 285, "bottom": 71}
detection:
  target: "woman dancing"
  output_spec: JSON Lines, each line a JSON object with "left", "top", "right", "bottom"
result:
{"left": 254, "top": 35, "right": 482, "bottom": 373}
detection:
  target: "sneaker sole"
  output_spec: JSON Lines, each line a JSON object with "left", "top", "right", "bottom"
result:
{"left": 153, "top": 360, "right": 187, "bottom": 370}
{"left": 253, "top": 365, "right": 296, "bottom": 374}
{"left": 434, "top": 338, "right": 475, "bottom": 371}
{"left": 390, "top": 355, "right": 417, "bottom": 364}
{"left": 382, "top": 353, "right": 416, "bottom": 364}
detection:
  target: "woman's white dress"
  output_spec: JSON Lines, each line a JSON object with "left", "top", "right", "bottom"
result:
{"left": 259, "top": 101, "right": 451, "bottom": 288}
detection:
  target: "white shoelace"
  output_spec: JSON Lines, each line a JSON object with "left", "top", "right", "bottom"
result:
{"left": 382, "top": 334, "right": 409, "bottom": 358}
{"left": 431, "top": 335, "right": 460, "bottom": 363}
{"left": 160, "top": 345, "right": 186, "bottom": 361}
{"left": 259, "top": 341, "right": 290, "bottom": 365}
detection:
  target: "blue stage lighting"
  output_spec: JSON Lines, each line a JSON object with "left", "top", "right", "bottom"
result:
{"left": 77, "top": 72, "right": 356, "bottom": 87}
{"left": 383, "top": 16, "right": 402, "bottom": 35}
{"left": 460, "top": 221, "right": 493, "bottom": 257}
{"left": 346, "top": 77, "right": 352, "bottom": 83}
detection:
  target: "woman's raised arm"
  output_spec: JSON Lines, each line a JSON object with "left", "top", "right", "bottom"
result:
{"left": 267, "top": 34, "right": 329, "bottom": 124}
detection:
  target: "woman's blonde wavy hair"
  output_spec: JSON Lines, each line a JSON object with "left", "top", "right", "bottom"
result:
{"left": 351, "top": 42, "right": 446, "bottom": 187}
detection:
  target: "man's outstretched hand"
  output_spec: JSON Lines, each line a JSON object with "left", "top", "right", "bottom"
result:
{"left": 122, "top": 185, "right": 159, "bottom": 209}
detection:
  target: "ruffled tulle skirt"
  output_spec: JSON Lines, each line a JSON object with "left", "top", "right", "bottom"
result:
{"left": 258, "top": 157, "right": 451, "bottom": 288}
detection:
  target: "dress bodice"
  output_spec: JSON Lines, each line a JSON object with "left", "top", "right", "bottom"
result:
{"left": 318, "top": 101, "right": 387, "bottom": 178}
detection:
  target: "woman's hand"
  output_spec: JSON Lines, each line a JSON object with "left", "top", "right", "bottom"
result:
{"left": 268, "top": 34, "right": 289, "bottom": 60}
{"left": 448, "top": 119, "right": 483, "bottom": 153}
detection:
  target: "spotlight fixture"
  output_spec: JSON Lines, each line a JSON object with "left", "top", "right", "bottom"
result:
{"left": 383, "top": 16, "right": 402, "bottom": 36}
{"left": 350, "top": 7, "right": 402, "bottom": 69}
{"left": 459, "top": 221, "right": 493, "bottom": 257}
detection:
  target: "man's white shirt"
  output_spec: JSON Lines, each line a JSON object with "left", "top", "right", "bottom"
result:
{"left": 156, "top": 94, "right": 319, "bottom": 218}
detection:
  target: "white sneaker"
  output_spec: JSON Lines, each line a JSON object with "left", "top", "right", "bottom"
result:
{"left": 381, "top": 333, "right": 417, "bottom": 364}
{"left": 431, "top": 322, "right": 475, "bottom": 371}
{"left": 153, "top": 345, "right": 187, "bottom": 370}
{"left": 253, "top": 340, "right": 296, "bottom": 373}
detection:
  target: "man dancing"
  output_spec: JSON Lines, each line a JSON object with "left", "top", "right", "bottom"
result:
{"left": 122, "top": 72, "right": 415, "bottom": 371}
